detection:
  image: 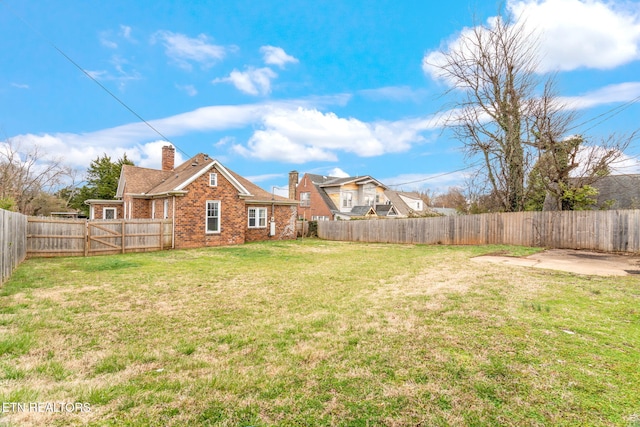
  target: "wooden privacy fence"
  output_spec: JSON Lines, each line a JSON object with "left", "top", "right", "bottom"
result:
{"left": 1, "top": 209, "right": 28, "bottom": 284}
{"left": 318, "top": 209, "right": 640, "bottom": 253}
{"left": 27, "top": 218, "right": 173, "bottom": 257}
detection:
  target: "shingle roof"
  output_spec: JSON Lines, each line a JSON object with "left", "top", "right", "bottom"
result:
{"left": 374, "top": 204, "right": 398, "bottom": 216}
{"left": 119, "top": 153, "right": 295, "bottom": 204}
{"left": 383, "top": 190, "right": 410, "bottom": 215}
{"left": 117, "top": 165, "right": 172, "bottom": 196}
{"left": 227, "top": 169, "right": 294, "bottom": 203}
{"left": 348, "top": 206, "right": 376, "bottom": 216}
{"left": 591, "top": 174, "right": 640, "bottom": 209}
{"left": 303, "top": 174, "right": 340, "bottom": 211}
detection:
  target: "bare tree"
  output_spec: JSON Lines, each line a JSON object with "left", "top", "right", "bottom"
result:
{"left": 425, "top": 16, "right": 541, "bottom": 211}
{"left": 425, "top": 13, "right": 633, "bottom": 212}
{"left": 0, "top": 138, "right": 72, "bottom": 214}
{"left": 432, "top": 187, "right": 468, "bottom": 213}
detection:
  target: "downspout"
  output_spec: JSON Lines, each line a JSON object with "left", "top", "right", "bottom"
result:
{"left": 270, "top": 202, "right": 275, "bottom": 237}
{"left": 172, "top": 196, "right": 176, "bottom": 249}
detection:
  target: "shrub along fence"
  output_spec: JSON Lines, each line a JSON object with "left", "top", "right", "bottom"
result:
{"left": 27, "top": 218, "right": 173, "bottom": 258}
{"left": 1, "top": 209, "right": 28, "bottom": 285}
{"left": 318, "top": 209, "right": 640, "bottom": 253}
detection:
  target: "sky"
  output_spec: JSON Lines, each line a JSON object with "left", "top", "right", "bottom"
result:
{"left": 1, "top": 0, "right": 640, "bottom": 197}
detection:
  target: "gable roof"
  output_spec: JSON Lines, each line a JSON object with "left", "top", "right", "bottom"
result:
{"left": 318, "top": 175, "right": 387, "bottom": 189}
{"left": 374, "top": 204, "right": 399, "bottom": 216}
{"left": 117, "top": 153, "right": 295, "bottom": 204}
{"left": 347, "top": 205, "right": 377, "bottom": 217}
{"left": 383, "top": 190, "right": 410, "bottom": 215}
{"left": 300, "top": 174, "right": 340, "bottom": 212}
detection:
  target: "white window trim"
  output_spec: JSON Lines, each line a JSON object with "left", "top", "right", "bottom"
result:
{"left": 209, "top": 172, "right": 218, "bottom": 187}
{"left": 248, "top": 207, "right": 267, "bottom": 228}
{"left": 300, "top": 192, "right": 311, "bottom": 207}
{"left": 205, "top": 200, "right": 221, "bottom": 234}
{"left": 342, "top": 191, "right": 354, "bottom": 208}
{"left": 103, "top": 207, "right": 117, "bottom": 220}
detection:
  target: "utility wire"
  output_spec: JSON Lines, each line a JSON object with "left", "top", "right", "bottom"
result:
{"left": 1, "top": 0, "right": 191, "bottom": 158}
{"left": 387, "top": 159, "right": 484, "bottom": 188}
{"left": 568, "top": 93, "right": 640, "bottom": 134}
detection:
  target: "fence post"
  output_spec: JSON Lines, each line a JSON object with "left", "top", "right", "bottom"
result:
{"left": 121, "top": 220, "right": 126, "bottom": 254}
{"left": 84, "top": 220, "right": 89, "bottom": 257}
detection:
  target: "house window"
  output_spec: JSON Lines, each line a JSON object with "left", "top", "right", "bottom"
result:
{"left": 163, "top": 199, "right": 169, "bottom": 219}
{"left": 151, "top": 200, "right": 156, "bottom": 219}
{"left": 206, "top": 201, "right": 220, "bottom": 233}
{"left": 300, "top": 192, "right": 311, "bottom": 207}
{"left": 342, "top": 192, "right": 353, "bottom": 208}
{"left": 312, "top": 216, "right": 329, "bottom": 221}
{"left": 103, "top": 207, "right": 116, "bottom": 220}
{"left": 248, "top": 207, "right": 267, "bottom": 228}
{"left": 209, "top": 173, "right": 218, "bottom": 187}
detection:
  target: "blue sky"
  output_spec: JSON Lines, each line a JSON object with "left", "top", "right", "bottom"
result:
{"left": 1, "top": 0, "right": 640, "bottom": 196}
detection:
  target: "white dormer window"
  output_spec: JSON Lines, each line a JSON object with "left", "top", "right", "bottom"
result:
{"left": 209, "top": 173, "right": 218, "bottom": 187}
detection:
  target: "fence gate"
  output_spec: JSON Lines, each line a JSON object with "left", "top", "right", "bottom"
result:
{"left": 27, "top": 218, "right": 172, "bottom": 258}
{"left": 87, "top": 221, "right": 125, "bottom": 255}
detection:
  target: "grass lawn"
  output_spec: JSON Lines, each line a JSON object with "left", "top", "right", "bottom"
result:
{"left": 0, "top": 239, "right": 639, "bottom": 426}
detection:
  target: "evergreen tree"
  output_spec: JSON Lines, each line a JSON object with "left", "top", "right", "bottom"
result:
{"left": 70, "top": 154, "right": 134, "bottom": 216}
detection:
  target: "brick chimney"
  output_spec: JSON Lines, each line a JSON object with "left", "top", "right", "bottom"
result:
{"left": 162, "top": 145, "right": 175, "bottom": 171}
{"left": 288, "top": 170, "right": 299, "bottom": 200}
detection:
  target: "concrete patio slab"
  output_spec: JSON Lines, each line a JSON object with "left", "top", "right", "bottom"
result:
{"left": 472, "top": 248, "right": 640, "bottom": 276}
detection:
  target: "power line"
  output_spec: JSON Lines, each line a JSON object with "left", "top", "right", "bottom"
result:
{"left": 1, "top": 1, "right": 191, "bottom": 159}
{"left": 387, "top": 160, "right": 484, "bottom": 188}
{"left": 568, "top": 94, "right": 640, "bottom": 134}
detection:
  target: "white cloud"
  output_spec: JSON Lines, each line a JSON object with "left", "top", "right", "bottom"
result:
{"left": 99, "top": 33, "right": 118, "bottom": 49}
{"left": 234, "top": 129, "right": 338, "bottom": 163}
{"left": 327, "top": 167, "right": 350, "bottom": 178}
{"left": 610, "top": 152, "right": 640, "bottom": 174}
{"left": 423, "top": 0, "right": 640, "bottom": 80}
{"left": 5, "top": 80, "right": 634, "bottom": 173}
{"left": 5, "top": 133, "right": 184, "bottom": 174}
{"left": 176, "top": 84, "right": 198, "bottom": 96}
{"left": 99, "top": 25, "right": 135, "bottom": 49}
{"left": 213, "top": 67, "right": 278, "bottom": 96}
{"left": 152, "top": 31, "right": 226, "bottom": 70}
{"left": 359, "top": 86, "right": 430, "bottom": 103}
{"left": 86, "top": 55, "right": 142, "bottom": 90}
{"left": 244, "top": 173, "right": 285, "bottom": 183}
{"left": 509, "top": 0, "right": 640, "bottom": 72}
{"left": 120, "top": 25, "right": 133, "bottom": 40}
{"left": 11, "top": 83, "right": 29, "bottom": 89}
{"left": 260, "top": 46, "right": 299, "bottom": 68}
{"left": 560, "top": 82, "right": 640, "bottom": 110}
{"left": 231, "top": 107, "right": 440, "bottom": 163}
{"left": 135, "top": 140, "right": 185, "bottom": 169}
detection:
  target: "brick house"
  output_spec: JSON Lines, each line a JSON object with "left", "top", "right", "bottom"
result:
{"left": 87, "top": 146, "right": 298, "bottom": 249}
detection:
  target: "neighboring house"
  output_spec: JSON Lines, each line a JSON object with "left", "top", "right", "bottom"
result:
{"left": 290, "top": 171, "right": 405, "bottom": 220}
{"left": 86, "top": 146, "right": 298, "bottom": 249}
{"left": 383, "top": 190, "right": 432, "bottom": 217}
{"left": 590, "top": 174, "right": 640, "bottom": 209}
